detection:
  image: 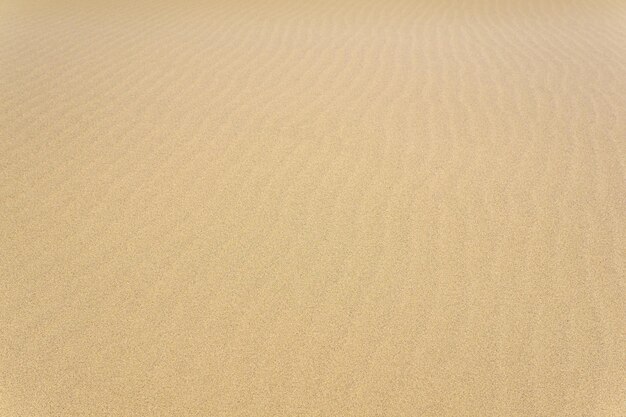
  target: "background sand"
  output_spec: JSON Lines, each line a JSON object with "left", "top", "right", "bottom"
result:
{"left": 1, "top": 0, "right": 625, "bottom": 415}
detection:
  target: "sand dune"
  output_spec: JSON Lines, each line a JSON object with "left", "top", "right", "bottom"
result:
{"left": 1, "top": 0, "right": 625, "bottom": 415}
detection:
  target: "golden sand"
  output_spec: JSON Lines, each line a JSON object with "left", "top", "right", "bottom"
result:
{"left": 1, "top": 0, "right": 625, "bottom": 415}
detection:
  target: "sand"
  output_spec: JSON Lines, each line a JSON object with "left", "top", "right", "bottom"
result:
{"left": 1, "top": 0, "right": 625, "bottom": 415}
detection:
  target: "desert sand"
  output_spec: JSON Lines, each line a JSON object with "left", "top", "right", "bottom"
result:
{"left": 1, "top": 0, "right": 625, "bottom": 415}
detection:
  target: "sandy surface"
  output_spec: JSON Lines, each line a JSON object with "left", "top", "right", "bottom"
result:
{"left": 1, "top": 0, "right": 625, "bottom": 415}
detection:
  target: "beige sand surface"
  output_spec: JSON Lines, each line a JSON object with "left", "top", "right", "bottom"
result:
{"left": 1, "top": 0, "right": 625, "bottom": 415}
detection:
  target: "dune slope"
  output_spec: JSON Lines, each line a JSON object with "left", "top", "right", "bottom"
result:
{"left": 1, "top": 1, "right": 625, "bottom": 415}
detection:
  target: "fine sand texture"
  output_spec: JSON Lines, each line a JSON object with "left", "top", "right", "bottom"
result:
{"left": 1, "top": 0, "right": 625, "bottom": 415}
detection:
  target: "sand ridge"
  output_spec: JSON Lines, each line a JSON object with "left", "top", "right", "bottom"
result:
{"left": 1, "top": 0, "right": 625, "bottom": 415}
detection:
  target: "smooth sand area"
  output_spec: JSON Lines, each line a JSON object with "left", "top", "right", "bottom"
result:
{"left": 1, "top": 1, "right": 625, "bottom": 415}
